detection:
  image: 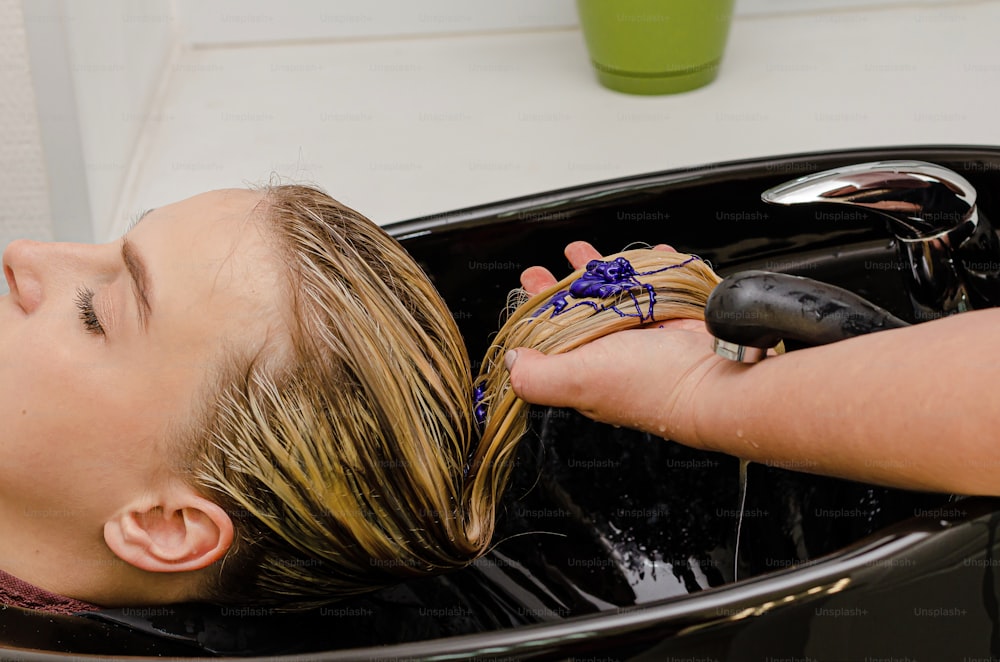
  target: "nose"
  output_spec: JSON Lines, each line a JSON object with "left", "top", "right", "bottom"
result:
{"left": 3, "top": 239, "right": 49, "bottom": 314}
{"left": 2, "top": 239, "right": 101, "bottom": 316}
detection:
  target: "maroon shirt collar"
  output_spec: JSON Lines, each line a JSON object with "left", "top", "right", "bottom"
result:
{"left": 0, "top": 569, "right": 100, "bottom": 614}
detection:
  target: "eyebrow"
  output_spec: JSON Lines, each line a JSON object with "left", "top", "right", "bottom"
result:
{"left": 122, "top": 236, "right": 152, "bottom": 332}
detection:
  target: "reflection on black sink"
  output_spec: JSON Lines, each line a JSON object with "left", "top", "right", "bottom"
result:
{"left": 4, "top": 146, "right": 1000, "bottom": 661}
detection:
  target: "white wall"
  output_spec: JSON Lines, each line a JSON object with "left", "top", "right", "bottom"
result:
{"left": 0, "top": 0, "right": 53, "bottom": 278}
{"left": 175, "top": 0, "right": 579, "bottom": 45}
{"left": 64, "top": 0, "right": 175, "bottom": 240}
{"left": 21, "top": 0, "right": 175, "bottom": 241}
{"left": 174, "top": 0, "right": 965, "bottom": 45}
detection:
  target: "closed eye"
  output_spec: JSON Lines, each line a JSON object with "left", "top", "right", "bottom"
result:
{"left": 74, "top": 286, "right": 105, "bottom": 336}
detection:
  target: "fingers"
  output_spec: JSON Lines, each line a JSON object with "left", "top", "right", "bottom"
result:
{"left": 520, "top": 241, "right": 602, "bottom": 294}
{"left": 505, "top": 348, "right": 588, "bottom": 410}
{"left": 520, "top": 265, "right": 558, "bottom": 295}
{"left": 564, "top": 241, "right": 602, "bottom": 271}
{"left": 521, "top": 241, "right": 680, "bottom": 295}
{"left": 566, "top": 241, "right": 675, "bottom": 269}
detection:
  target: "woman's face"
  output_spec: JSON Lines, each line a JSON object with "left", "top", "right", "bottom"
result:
{"left": 0, "top": 189, "right": 287, "bottom": 530}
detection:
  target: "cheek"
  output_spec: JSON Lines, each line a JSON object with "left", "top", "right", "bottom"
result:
{"left": 0, "top": 329, "right": 178, "bottom": 459}
{"left": 0, "top": 343, "right": 113, "bottom": 503}
{"left": 0, "top": 328, "right": 82, "bottom": 417}
{"left": 2, "top": 346, "right": 107, "bottom": 449}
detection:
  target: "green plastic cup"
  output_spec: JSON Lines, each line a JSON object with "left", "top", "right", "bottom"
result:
{"left": 576, "top": 0, "right": 735, "bottom": 95}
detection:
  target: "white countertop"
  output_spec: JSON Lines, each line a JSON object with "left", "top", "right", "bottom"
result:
{"left": 117, "top": 0, "right": 1000, "bottom": 236}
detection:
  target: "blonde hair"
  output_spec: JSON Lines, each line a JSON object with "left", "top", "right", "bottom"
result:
{"left": 187, "top": 184, "right": 721, "bottom": 610}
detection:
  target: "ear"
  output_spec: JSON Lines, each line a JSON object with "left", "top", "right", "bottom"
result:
{"left": 103, "top": 485, "right": 234, "bottom": 574}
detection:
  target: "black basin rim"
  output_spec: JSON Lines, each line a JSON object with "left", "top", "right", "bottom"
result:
{"left": 0, "top": 508, "right": 971, "bottom": 662}
{"left": 262, "top": 525, "right": 937, "bottom": 662}
{"left": 385, "top": 143, "right": 1000, "bottom": 240}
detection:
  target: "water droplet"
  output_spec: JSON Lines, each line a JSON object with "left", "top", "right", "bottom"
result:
{"left": 736, "top": 429, "right": 744, "bottom": 438}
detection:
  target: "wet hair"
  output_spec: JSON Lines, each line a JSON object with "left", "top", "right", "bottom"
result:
{"left": 186, "top": 184, "right": 721, "bottom": 610}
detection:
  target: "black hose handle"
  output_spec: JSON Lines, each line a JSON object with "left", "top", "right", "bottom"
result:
{"left": 704, "top": 270, "right": 910, "bottom": 350}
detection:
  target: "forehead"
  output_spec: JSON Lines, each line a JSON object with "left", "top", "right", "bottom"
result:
{"left": 147, "top": 188, "right": 267, "bottom": 235}
{"left": 129, "top": 187, "right": 289, "bottom": 354}
{"left": 141, "top": 188, "right": 274, "bottom": 269}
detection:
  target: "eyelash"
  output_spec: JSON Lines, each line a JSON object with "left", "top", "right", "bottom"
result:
{"left": 74, "top": 286, "right": 105, "bottom": 336}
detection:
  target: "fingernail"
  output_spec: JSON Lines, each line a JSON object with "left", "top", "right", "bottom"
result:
{"left": 504, "top": 350, "right": 518, "bottom": 371}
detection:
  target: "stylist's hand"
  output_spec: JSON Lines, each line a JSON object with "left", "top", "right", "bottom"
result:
{"left": 509, "top": 241, "right": 730, "bottom": 448}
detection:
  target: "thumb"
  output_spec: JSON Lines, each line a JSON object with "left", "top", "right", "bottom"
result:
{"left": 505, "top": 348, "right": 587, "bottom": 409}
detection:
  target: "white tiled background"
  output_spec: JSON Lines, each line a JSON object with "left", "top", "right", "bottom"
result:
{"left": 12, "top": 0, "right": 1000, "bottom": 243}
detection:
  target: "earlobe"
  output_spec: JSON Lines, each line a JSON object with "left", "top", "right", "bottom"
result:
{"left": 104, "top": 489, "right": 234, "bottom": 574}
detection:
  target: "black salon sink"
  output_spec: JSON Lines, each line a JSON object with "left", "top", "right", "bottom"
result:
{"left": 3, "top": 146, "right": 1000, "bottom": 661}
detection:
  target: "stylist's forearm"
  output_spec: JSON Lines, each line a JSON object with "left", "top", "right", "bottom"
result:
{"left": 694, "top": 308, "right": 1000, "bottom": 495}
